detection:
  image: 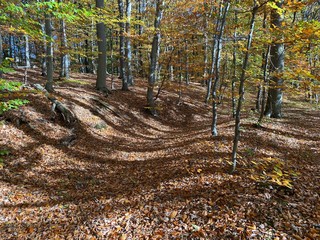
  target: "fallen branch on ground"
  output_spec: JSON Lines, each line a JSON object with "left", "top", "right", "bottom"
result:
{"left": 91, "top": 97, "right": 123, "bottom": 118}
{"left": 33, "top": 83, "right": 77, "bottom": 124}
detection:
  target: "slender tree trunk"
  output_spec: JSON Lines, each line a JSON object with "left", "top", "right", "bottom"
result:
{"left": 203, "top": 29, "right": 209, "bottom": 86}
{"left": 41, "top": 23, "right": 47, "bottom": 76}
{"left": 84, "top": 39, "right": 91, "bottom": 73}
{"left": 109, "top": 29, "right": 115, "bottom": 89}
{"left": 205, "top": 3, "right": 221, "bottom": 104}
{"left": 9, "top": 36, "right": 15, "bottom": 60}
{"left": 59, "top": 15, "right": 70, "bottom": 79}
{"left": 44, "top": 12, "right": 54, "bottom": 92}
{"left": 25, "top": 35, "right": 31, "bottom": 67}
{"left": 258, "top": 45, "right": 271, "bottom": 124}
{"left": 264, "top": 0, "right": 284, "bottom": 118}
{"left": 118, "top": 0, "right": 128, "bottom": 90}
{"left": 126, "top": 0, "right": 133, "bottom": 86}
{"left": 231, "top": 2, "right": 258, "bottom": 173}
{"left": 96, "top": 0, "right": 109, "bottom": 92}
{"left": 147, "top": 0, "right": 164, "bottom": 116}
{"left": 178, "top": 45, "right": 183, "bottom": 103}
{"left": 185, "top": 40, "right": 189, "bottom": 85}
{"left": 202, "top": 0, "right": 210, "bottom": 87}
{"left": 211, "top": 2, "right": 230, "bottom": 136}
{"left": 255, "top": 8, "right": 267, "bottom": 111}
{"left": 137, "top": 0, "right": 146, "bottom": 76}
{"left": 170, "top": 59, "right": 174, "bottom": 81}
{"left": 231, "top": 8, "right": 238, "bottom": 118}
{"left": 90, "top": 19, "right": 97, "bottom": 74}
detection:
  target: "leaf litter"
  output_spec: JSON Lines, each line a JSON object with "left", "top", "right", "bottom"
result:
{"left": 0, "top": 69, "right": 319, "bottom": 239}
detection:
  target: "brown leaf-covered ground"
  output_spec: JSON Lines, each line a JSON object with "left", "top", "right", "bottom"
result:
{"left": 0, "top": 69, "right": 319, "bottom": 239}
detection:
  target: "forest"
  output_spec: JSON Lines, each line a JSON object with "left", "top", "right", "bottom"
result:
{"left": 0, "top": 0, "right": 319, "bottom": 239}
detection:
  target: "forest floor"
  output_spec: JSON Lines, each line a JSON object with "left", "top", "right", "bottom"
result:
{"left": 0, "top": 69, "right": 319, "bottom": 239}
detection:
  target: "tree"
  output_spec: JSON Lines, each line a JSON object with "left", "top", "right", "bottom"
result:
{"left": 96, "top": 0, "right": 109, "bottom": 92}
{"left": 59, "top": 0, "right": 70, "bottom": 79}
{"left": 231, "top": 0, "right": 259, "bottom": 172}
{"left": 211, "top": 1, "right": 230, "bottom": 136}
{"left": 125, "top": 0, "right": 133, "bottom": 86}
{"left": 147, "top": 0, "right": 164, "bottom": 116}
{"left": 118, "top": 0, "right": 128, "bottom": 90}
{"left": 44, "top": 1, "right": 54, "bottom": 92}
{"left": 265, "top": 0, "right": 284, "bottom": 118}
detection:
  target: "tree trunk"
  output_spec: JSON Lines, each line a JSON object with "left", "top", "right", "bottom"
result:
{"left": 40, "top": 23, "right": 47, "bottom": 76}
{"left": 59, "top": 15, "right": 70, "bottom": 79}
{"left": 33, "top": 84, "right": 76, "bottom": 124}
{"left": 147, "top": 0, "right": 164, "bottom": 116}
{"left": 231, "top": 7, "right": 238, "bottom": 118}
{"left": 90, "top": 19, "right": 97, "bottom": 74}
{"left": 258, "top": 45, "right": 271, "bottom": 124}
{"left": 264, "top": 0, "right": 284, "bottom": 118}
{"left": 202, "top": 0, "right": 210, "bottom": 87}
{"left": 44, "top": 12, "right": 54, "bottom": 92}
{"left": 96, "top": 0, "right": 109, "bottom": 92}
{"left": 138, "top": 0, "right": 146, "bottom": 77}
{"left": 25, "top": 35, "right": 31, "bottom": 68}
{"left": 255, "top": 7, "right": 267, "bottom": 112}
{"left": 205, "top": 2, "right": 221, "bottom": 104}
{"left": 231, "top": 2, "right": 258, "bottom": 173}
{"left": 9, "top": 36, "right": 15, "bottom": 61}
{"left": 118, "top": 0, "right": 128, "bottom": 90}
{"left": 185, "top": 40, "right": 189, "bottom": 85}
{"left": 211, "top": 2, "right": 230, "bottom": 136}
{"left": 126, "top": 0, "right": 133, "bottom": 86}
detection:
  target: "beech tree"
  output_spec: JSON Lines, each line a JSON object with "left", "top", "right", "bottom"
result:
{"left": 96, "top": 0, "right": 109, "bottom": 92}
{"left": 147, "top": 0, "right": 164, "bottom": 116}
{"left": 265, "top": 0, "right": 284, "bottom": 118}
{"left": 231, "top": 0, "right": 259, "bottom": 172}
{"left": 44, "top": 1, "right": 54, "bottom": 92}
{"left": 59, "top": 0, "right": 70, "bottom": 79}
{"left": 118, "top": 0, "right": 128, "bottom": 90}
{"left": 211, "top": 1, "right": 230, "bottom": 136}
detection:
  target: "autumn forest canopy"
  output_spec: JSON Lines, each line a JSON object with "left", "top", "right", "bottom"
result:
{"left": 0, "top": 0, "right": 319, "bottom": 239}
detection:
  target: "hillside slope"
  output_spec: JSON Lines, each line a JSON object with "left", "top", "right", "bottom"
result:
{"left": 0, "top": 69, "right": 319, "bottom": 239}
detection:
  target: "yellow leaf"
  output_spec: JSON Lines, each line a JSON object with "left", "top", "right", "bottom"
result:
{"left": 119, "top": 234, "right": 127, "bottom": 240}
{"left": 170, "top": 210, "right": 178, "bottom": 219}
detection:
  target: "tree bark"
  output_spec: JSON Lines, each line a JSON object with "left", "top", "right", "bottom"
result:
{"left": 25, "top": 35, "right": 31, "bottom": 68}
{"left": 184, "top": 40, "right": 189, "bottom": 85}
{"left": 96, "top": 0, "right": 109, "bottom": 92}
{"left": 9, "top": 36, "right": 15, "bottom": 60}
{"left": 136, "top": 0, "right": 146, "bottom": 77}
{"left": 33, "top": 83, "right": 76, "bottom": 124}
{"left": 231, "top": 3, "right": 258, "bottom": 173}
{"left": 256, "top": 7, "right": 267, "bottom": 112}
{"left": 258, "top": 45, "right": 271, "bottom": 124}
{"left": 44, "top": 11, "right": 54, "bottom": 92}
{"left": 41, "top": 23, "right": 47, "bottom": 76}
{"left": 126, "top": 0, "right": 133, "bottom": 86}
{"left": 264, "top": 0, "right": 284, "bottom": 118}
{"left": 231, "top": 8, "right": 237, "bottom": 118}
{"left": 211, "top": 1, "right": 230, "bottom": 136}
{"left": 205, "top": 3, "right": 221, "bottom": 104}
{"left": 59, "top": 13, "right": 70, "bottom": 79}
{"left": 147, "top": 0, "right": 164, "bottom": 116}
{"left": 118, "top": 0, "right": 128, "bottom": 90}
